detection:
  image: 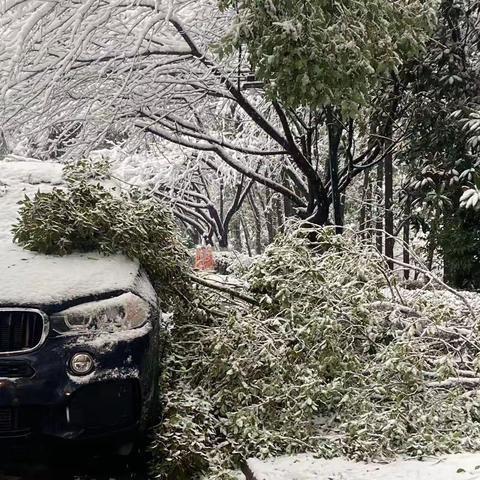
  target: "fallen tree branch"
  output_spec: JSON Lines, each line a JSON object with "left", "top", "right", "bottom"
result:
{"left": 389, "top": 256, "right": 477, "bottom": 322}
{"left": 427, "top": 377, "right": 480, "bottom": 389}
{"left": 355, "top": 227, "right": 477, "bottom": 322}
{"left": 368, "top": 301, "right": 423, "bottom": 317}
{"left": 189, "top": 273, "right": 259, "bottom": 306}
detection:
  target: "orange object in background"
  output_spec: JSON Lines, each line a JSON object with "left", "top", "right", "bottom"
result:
{"left": 194, "top": 246, "right": 216, "bottom": 271}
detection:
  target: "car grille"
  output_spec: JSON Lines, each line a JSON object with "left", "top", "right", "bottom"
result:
{"left": 0, "top": 310, "right": 46, "bottom": 353}
{"left": 0, "top": 407, "right": 37, "bottom": 436}
{"left": 0, "top": 361, "right": 34, "bottom": 378}
{"left": 0, "top": 408, "right": 13, "bottom": 431}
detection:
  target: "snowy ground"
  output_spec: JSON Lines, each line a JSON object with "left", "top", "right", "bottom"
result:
{"left": 245, "top": 453, "right": 480, "bottom": 480}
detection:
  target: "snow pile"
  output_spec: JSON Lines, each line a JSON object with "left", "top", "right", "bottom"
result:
{"left": 246, "top": 453, "right": 480, "bottom": 480}
{"left": 213, "top": 249, "right": 257, "bottom": 275}
{"left": 1, "top": 156, "right": 64, "bottom": 183}
{"left": 0, "top": 246, "right": 140, "bottom": 307}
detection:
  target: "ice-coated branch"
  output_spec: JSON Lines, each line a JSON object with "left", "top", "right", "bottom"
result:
{"left": 137, "top": 120, "right": 305, "bottom": 206}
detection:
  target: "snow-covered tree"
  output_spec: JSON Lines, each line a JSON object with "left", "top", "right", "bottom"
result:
{"left": 0, "top": 0, "right": 434, "bottom": 229}
{"left": 113, "top": 144, "right": 257, "bottom": 248}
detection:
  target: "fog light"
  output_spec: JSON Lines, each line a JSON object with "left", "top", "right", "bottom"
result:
{"left": 70, "top": 352, "right": 94, "bottom": 375}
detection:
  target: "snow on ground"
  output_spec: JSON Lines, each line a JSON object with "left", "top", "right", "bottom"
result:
{"left": 0, "top": 158, "right": 144, "bottom": 307}
{"left": 246, "top": 453, "right": 480, "bottom": 480}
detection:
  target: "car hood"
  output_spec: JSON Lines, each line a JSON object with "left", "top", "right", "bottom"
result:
{"left": 0, "top": 243, "right": 148, "bottom": 309}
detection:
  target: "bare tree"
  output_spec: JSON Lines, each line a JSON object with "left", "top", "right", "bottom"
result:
{"left": 164, "top": 167, "right": 254, "bottom": 248}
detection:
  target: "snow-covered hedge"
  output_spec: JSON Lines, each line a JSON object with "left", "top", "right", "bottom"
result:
{"left": 152, "top": 224, "right": 480, "bottom": 479}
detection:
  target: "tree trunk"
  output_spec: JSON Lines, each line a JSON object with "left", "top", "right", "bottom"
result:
{"left": 359, "top": 171, "right": 370, "bottom": 235}
{"left": 282, "top": 169, "right": 295, "bottom": 219}
{"left": 403, "top": 203, "right": 411, "bottom": 280}
{"left": 191, "top": 228, "right": 201, "bottom": 246}
{"left": 384, "top": 150, "right": 394, "bottom": 269}
{"left": 283, "top": 192, "right": 294, "bottom": 219}
{"left": 308, "top": 189, "right": 330, "bottom": 226}
{"left": 273, "top": 195, "right": 284, "bottom": 232}
{"left": 426, "top": 213, "right": 439, "bottom": 273}
{"left": 219, "top": 179, "right": 225, "bottom": 223}
{"left": 375, "top": 161, "right": 384, "bottom": 254}
{"left": 248, "top": 191, "right": 263, "bottom": 254}
{"left": 0, "top": 131, "right": 8, "bottom": 160}
{"left": 264, "top": 189, "right": 275, "bottom": 244}
{"left": 217, "top": 221, "right": 229, "bottom": 249}
{"left": 326, "top": 108, "right": 343, "bottom": 233}
{"left": 230, "top": 219, "right": 242, "bottom": 251}
{"left": 266, "top": 208, "right": 275, "bottom": 243}
{"left": 339, "top": 192, "right": 346, "bottom": 227}
{"left": 241, "top": 217, "right": 252, "bottom": 257}
{"left": 205, "top": 231, "right": 215, "bottom": 247}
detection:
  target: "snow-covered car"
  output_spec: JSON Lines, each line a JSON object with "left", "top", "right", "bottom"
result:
{"left": 0, "top": 158, "right": 161, "bottom": 455}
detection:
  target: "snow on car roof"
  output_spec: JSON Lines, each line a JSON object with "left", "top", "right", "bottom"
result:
{"left": 0, "top": 157, "right": 148, "bottom": 308}
{"left": 1, "top": 156, "right": 64, "bottom": 184}
{"left": 0, "top": 157, "right": 64, "bottom": 242}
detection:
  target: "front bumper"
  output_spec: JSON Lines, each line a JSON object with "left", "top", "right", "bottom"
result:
{"left": 0, "top": 322, "right": 159, "bottom": 443}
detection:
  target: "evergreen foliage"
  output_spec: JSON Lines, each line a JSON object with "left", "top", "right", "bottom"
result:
{"left": 12, "top": 159, "right": 190, "bottom": 307}
{"left": 220, "top": 0, "right": 436, "bottom": 113}
{"left": 401, "top": 0, "right": 480, "bottom": 288}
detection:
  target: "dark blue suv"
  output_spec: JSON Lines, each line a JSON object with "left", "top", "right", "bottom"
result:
{"left": 0, "top": 159, "right": 162, "bottom": 456}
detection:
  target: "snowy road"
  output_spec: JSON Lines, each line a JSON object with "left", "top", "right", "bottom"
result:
{"left": 245, "top": 453, "right": 480, "bottom": 480}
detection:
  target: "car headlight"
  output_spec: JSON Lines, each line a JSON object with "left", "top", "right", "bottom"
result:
{"left": 51, "top": 292, "right": 150, "bottom": 334}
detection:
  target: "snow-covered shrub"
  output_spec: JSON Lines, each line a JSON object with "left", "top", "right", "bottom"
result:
{"left": 460, "top": 187, "right": 480, "bottom": 210}
{"left": 152, "top": 224, "right": 480, "bottom": 479}
{"left": 12, "top": 159, "right": 190, "bottom": 306}
{"left": 213, "top": 250, "right": 256, "bottom": 275}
